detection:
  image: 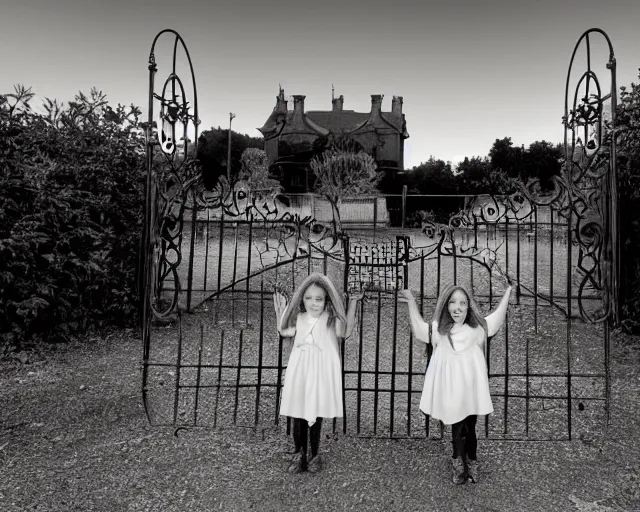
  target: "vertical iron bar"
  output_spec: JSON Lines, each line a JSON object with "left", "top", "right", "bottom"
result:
{"left": 534, "top": 206, "right": 538, "bottom": 331}
{"left": 373, "top": 291, "right": 381, "bottom": 435}
{"left": 505, "top": 216, "right": 510, "bottom": 278}
{"left": 203, "top": 209, "right": 210, "bottom": 292}
{"left": 231, "top": 222, "right": 239, "bottom": 325}
{"left": 470, "top": 252, "right": 474, "bottom": 296}
{"left": 389, "top": 239, "right": 401, "bottom": 437}
{"left": 437, "top": 244, "right": 441, "bottom": 299}
{"left": 526, "top": 318, "right": 530, "bottom": 436}
{"left": 550, "top": 207, "right": 554, "bottom": 306}
{"left": 246, "top": 214, "right": 253, "bottom": 326}
{"left": 604, "top": 321, "right": 610, "bottom": 425}
{"left": 420, "top": 255, "right": 429, "bottom": 437}
{"left": 291, "top": 251, "right": 296, "bottom": 292}
{"left": 186, "top": 197, "right": 198, "bottom": 311}
{"left": 343, "top": 237, "right": 351, "bottom": 295}
{"left": 216, "top": 211, "right": 225, "bottom": 324}
{"left": 140, "top": 73, "right": 156, "bottom": 424}
{"left": 474, "top": 214, "right": 478, "bottom": 248}
{"left": 452, "top": 230, "right": 457, "bottom": 286}
{"left": 609, "top": 55, "right": 620, "bottom": 325}
{"left": 255, "top": 279, "right": 265, "bottom": 426}
{"left": 404, "top": 240, "right": 412, "bottom": 437}
{"left": 503, "top": 216, "right": 509, "bottom": 435}
{"left": 340, "top": 236, "right": 351, "bottom": 434}
{"left": 275, "top": 333, "right": 284, "bottom": 426}
{"left": 489, "top": 259, "right": 493, "bottom": 307}
{"left": 485, "top": 310, "right": 491, "bottom": 439}
{"left": 356, "top": 297, "right": 364, "bottom": 434}
{"left": 193, "top": 323, "right": 204, "bottom": 426}
{"left": 213, "top": 329, "right": 224, "bottom": 427}
{"left": 340, "top": 328, "right": 346, "bottom": 435}
{"left": 566, "top": 206, "right": 573, "bottom": 440}
{"left": 371, "top": 244, "right": 375, "bottom": 296}
{"left": 503, "top": 306, "right": 509, "bottom": 436}
{"left": 233, "top": 329, "right": 244, "bottom": 425}
{"left": 604, "top": 50, "right": 616, "bottom": 424}
{"left": 485, "top": 219, "right": 489, "bottom": 261}
{"left": 217, "top": 212, "right": 225, "bottom": 292}
{"left": 172, "top": 313, "right": 183, "bottom": 425}
{"left": 516, "top": 219, "right": 521, "bottom": 305}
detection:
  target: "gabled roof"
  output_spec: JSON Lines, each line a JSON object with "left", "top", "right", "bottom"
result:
{"left": 257, "top": 110, "right": 285, "bottom": 137}
{"left": 258, "top": 90, "right": 409, "bottom": 139}
{"left": 305, "top": 111, "right": 369, "bottom": 133}
{"left": 279, "top": 110, "right": 329, "bottom": 137}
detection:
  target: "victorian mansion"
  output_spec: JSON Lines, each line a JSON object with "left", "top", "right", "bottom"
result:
{"left": 258, "top": 88, "right": 409, "bottom": 192}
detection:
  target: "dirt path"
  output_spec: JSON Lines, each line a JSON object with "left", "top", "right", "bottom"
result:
{"left": 1, "top": 329, "right": 639, "bottom": 512}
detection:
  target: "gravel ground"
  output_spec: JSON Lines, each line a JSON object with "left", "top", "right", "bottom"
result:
{"left": 1, "top": 328, "right": 639, "bottom": 512}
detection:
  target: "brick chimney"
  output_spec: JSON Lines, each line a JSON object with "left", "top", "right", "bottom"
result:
{"left": 293, "top": 95, "right": 306, "bottom": 115}
{"left": 392, "top": 96, "right": 403, "bottom": 114}
{"left": 276, "top": 88, "right": 287, "bottom": 113}
{"left": 370, "top": 94, "right": 383, "bottom": 114}
{"left": 332, "top": 94, "right": 344, "bottom": 112}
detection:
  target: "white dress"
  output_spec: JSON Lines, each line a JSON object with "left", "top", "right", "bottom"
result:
{"left": 419, "top": 321, "right": 493, "bottom": 425}
{"left": 279, "top": 311, "right": 343, "bottom": 426}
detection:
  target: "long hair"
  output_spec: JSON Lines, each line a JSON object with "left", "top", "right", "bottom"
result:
{"left": 280, "top": 273, "right": 346, "bottom": 330}
{"left": 433, "top": 284, "right": 488, "bottom": 338}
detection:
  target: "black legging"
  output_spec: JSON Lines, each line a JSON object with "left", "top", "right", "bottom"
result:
{"left": 293, "top": 418, "right": 323, "bottom": 457}
{"left": 451, "top": 415, "right": 477, "bottom": 460}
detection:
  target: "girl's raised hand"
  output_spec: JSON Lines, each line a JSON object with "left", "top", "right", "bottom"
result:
{"left": 501, "top": 273, "right": 514, "bottom": 296}
{"left": 273, "top": 289, "right": 288, "bottom": 313}
{"left": 397, "top": 289, "right": 415, "bottom": 303}
{"left": 491, "top": 259, "right": 514, "bottom": 289}
{"left": 347, "top": 285, "right": 366, "bottom": 303}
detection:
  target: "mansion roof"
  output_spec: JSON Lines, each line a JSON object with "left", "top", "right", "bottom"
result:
{"left": 258, "top": 89, "right": 409, "bottom": 140}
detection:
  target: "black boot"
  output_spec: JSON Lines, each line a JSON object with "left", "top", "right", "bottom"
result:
{"left": 287, "top": 449, "right": 307, "bottom": 473}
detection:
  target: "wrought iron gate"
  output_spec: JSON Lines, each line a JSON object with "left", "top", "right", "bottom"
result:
{"left": 140, "top": 29, "right": 618, "bottom": 441}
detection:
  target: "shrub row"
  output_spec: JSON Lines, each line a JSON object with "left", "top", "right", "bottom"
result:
{"left": 0, "top": 87, "right": 146, "bottom": 356}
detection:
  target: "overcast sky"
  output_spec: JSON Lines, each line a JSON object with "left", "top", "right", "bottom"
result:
{"left": 2, "top": 0, "right": 639, "bottom": 168}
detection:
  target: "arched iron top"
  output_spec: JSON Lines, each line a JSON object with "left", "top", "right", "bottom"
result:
{"left": 149, "top": 29, "right": 191, "bottom": 65}
{"left": 564, "top": 28, "right": 615, "bottom": 123}
{"left": 147, "top": 29, "right": 199, "bottom": 145}
{"left": 570, "top": 70, "right": 602, "bottom": 127}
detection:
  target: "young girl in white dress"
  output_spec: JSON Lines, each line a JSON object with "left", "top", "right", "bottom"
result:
{"left": 273, "top": 273, "right": 363, "bottom": 474}
{"left": 399, "top": 280, "right": 512, "bottom": 484}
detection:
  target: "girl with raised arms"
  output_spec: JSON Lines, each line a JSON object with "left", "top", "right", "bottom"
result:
{"left": 399, "top": 279, "right": 512, "bottom": 484}
{"left": 273, "top": 273, "right": 363, "bottom": 474}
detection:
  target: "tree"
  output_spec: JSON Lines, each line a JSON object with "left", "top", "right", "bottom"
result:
{"left": 489, "top": 137, "right": 524, "bottom": 180}
{"left": 196, "top": 128, "right": 263, "bottom": 189}
{"left": 456, "top": 156, "right": 492, "bottom": 194}
{"left": 237, "top": 147, "right": 282, "bottom": 195}
{"left": 404, "top": 157, "right": 458, "bottom": 223}
{"left": 521, "top": 140, "right": 563, "bottom": 189}
{"left": 488, "top": 137, "right": 563, "bottom": 190}
{"left": 406, "top": 157, "right": 456, "bottom": 194}
{"left": 309, "top": 141, "right": 380, "bottom": 233}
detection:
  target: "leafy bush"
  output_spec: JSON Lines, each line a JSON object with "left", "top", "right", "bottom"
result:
{"left": 613, "top": 75, "right": 640, "bottom": 331}
{"left": 0, "top": 86, "right": 146, "bottom": 355}
{"left": 238, "top": 147, "right": 282, "bottom": 193}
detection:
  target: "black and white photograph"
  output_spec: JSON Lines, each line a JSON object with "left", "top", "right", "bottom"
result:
{"left": 1, "top": 0, "right": 640, "bottom": 510}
